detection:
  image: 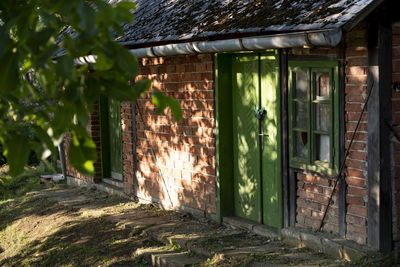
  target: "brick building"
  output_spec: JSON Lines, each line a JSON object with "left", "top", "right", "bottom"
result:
{"left": 65, "top": 0, "right": 400, "bottom": 252}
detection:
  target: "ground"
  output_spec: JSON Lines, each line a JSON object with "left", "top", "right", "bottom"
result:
{"left": 0, "top": 166, "right": 394, "bottom": 267}
{"left": 0, "top": 184, "right": 383, "bottom": 267}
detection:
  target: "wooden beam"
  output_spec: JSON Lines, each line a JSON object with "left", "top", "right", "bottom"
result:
{"left": 131, "top": 102, "right": 138, "bottom": 195}
{"left": 281, "top": 49, "right": 290, "bottom": 228}
{"left": 367, "top": 6, "right": 393, "bottom": 251}
{"left": 337, "top": 40, "right": 347, "bottom": 238}
{"left": 289, "top": 169, "right": 297, "bottom": 227}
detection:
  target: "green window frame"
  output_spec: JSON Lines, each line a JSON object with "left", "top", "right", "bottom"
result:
{"left": 288, "top": 61, "right": 339, "bottom": 176}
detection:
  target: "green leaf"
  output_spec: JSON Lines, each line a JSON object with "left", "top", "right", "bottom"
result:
{"left": 166, "top": 96, "right": 183, "bottom": 122}
{"left": 56, "top": 55, "right": 75, "bottom": 80}
{"left": 0, "top": 47, "right": 19, "bottom": 93}
{"left": 130, "top": 79, "right": 150, "bottom": 101}
{"left": 4, "top": 134, "right": 30, "bottom": 177}
{"left": 68, "top": 126, "right": 97, "bottom": 175}
{"left": 115, "top": 1, "right": 136, "bottom": 10}
{"left": 32, "top": 126, "right": 57, "bottom": 159}
{"left": 0, "top": 32, "right": 11, "bottom": 59}
{"left": 85, "top": 77, "right": 101, "bottom": 109}
{"left": 96, "top": 53, "right": 114, "bottom": 71}
{"left": 52, "top": 105, "right": 74, "bottom": 135}
{"left": 76, "top": 103, "right": 89, "bottom": 126}
{"left": 116, "top": 49, "right": 138, "bottom": 76}
{"left": 78, "top": 2, "right": 97, "bottom": 32}
{"left": 27, "top": 28, "right": 55, "bottom": 54}
{"left": 152, "top": 90, "right": 182, "bottom": 122}
{"left": 93, "top": 0, "right": 115, "bottom": 22}
{"left": 34, "top": 44, "right": 59, "bottom": 68}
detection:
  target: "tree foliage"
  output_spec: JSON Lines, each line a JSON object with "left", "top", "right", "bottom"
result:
{"left": 0, "top": 0, "right": 181, "bottom": 177}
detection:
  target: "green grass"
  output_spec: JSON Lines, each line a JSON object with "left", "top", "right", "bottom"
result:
{"left": 0, "top": 162, "right": 60, "bottom": 201}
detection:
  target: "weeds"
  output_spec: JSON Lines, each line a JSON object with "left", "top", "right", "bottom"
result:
{"left": 0, "top": 163, "right": 59, "bottom": 200}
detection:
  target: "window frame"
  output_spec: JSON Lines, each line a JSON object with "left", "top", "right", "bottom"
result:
{"left": 288, "top": 60, "right": 339, "bottom": 176}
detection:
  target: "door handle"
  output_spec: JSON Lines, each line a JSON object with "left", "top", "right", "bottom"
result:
{"left": 254, "top": 106, "right": 267, "bottom": 151}
{"left": 254, "top": 106, "right": 266, "bottom": 121}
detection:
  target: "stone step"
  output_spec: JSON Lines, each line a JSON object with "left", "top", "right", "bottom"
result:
{"left": 135, "top": 247, "right": 204, "bottom": 267}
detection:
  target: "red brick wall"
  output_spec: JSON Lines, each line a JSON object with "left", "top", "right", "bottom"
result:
{"left": 65, "top": 101, "right": 103, "bottom": 183}
{"left": 343, "top": 22, "right": 369, "bottom": 245}
{"left": 296, "top": 173, "right": 339, "bottom": 233}
{"left": 291, "top": 22, "right": 369, "bottom": 245}
{"left": 392, "top": 21, "right": 400, "bottom": 246}
{"left": 121, "top": 101, "right": 136, "bottom": 194}
{"left": 128, "top": 54, "right": 217, "bottom": 215}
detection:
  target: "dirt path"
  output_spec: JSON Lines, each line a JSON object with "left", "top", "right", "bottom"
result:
{"left": 0, "top": 186, "right": 354, "bottom": 266}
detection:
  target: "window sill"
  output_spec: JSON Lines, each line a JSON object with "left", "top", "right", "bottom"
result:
{"left": 289, "top": 161, "right": 338, "bottom": 178}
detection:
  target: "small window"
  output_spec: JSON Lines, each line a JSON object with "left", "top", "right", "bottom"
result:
{"left": 289, "top": 61, "right": 339, "bottom": 175}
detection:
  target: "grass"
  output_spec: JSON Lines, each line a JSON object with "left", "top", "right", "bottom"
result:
{"left": 0, "top": 162, "right": 59, "bottom": 201}
{"left": 0, "top": 188, "right": 163, "bottom": 267}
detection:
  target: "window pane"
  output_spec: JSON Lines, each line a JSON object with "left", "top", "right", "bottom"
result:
{"left": 316, "top": 104, "right": 329, "bottom": 131}
{"left": 295, "top": 71, "right": 308, "bottom": 99}
{"left": 316, "top": 73, "right": 330, "bottom": 100}
{"left": 295, "top": 102, "right": 307, "bottom": 129}
{"left": 316, "top": 134, "right": 330, "bottom": 162}
{"left": 294, "top": 131, "right": 308, "bottom": 158}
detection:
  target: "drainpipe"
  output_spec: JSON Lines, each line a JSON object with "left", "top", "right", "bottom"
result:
{"left": 130, "top": 28, "right": 342, "bottom": 58}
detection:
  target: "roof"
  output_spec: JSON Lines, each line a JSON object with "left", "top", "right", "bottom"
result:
{"left": 116, "top": 0, "right": 379, "bottom": 47}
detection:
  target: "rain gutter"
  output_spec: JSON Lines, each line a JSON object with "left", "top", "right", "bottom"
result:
{"left": 74, "top": 28, "right": 342, "bottom": 64}
{"left": 129, "top": 28, "right": 342, "bottom": 58}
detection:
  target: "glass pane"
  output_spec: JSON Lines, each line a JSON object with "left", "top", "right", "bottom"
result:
{"left": 295, "top": 71, "right": 308, "bottom": 99}
{"left": 295, "top": 102, "right": 307, "bottom": 129}
{"left": 316, "top": 104, "right": 330, "bottom": 131}
{"left": 294, "top": 131, "right": 308, "bottom": 158}
{"left": 316, "top": 73, "right": 330, "bottom": 100}
{"left": 316, "top": 134, "right": 330, "bottom": 163}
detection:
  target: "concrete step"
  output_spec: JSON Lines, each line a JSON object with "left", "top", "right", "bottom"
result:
{"left": 223, "top": 216, "right": 279, "bottom": 240}
{"left": 135, "top": 247, "right": 204, "bottom": 267}
{"left": 102, "top": 178, "right": 124, "bottom": 189}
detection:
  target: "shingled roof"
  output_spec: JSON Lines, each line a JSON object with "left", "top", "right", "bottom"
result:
{"left": 116, "top": 0, "right": 381, "bottom": 47}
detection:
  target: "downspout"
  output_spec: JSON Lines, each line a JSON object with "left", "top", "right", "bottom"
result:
{"left": 130, "top": 28, "right": 342, "bottom": 58}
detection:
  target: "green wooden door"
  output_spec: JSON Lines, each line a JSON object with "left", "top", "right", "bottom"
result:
{"left": 232, "top": 55, "right": 262, "bottom": 222}
{"left": 108, "top": 98, "right": 123, "bottom": 180}
{"left": 232, "top": 53, "right": 281, "bottom": 228}
{"left": 260, "top": 54, "right": 281, "bottom": 228}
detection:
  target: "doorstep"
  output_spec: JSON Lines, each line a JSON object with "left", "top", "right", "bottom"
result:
{"left": 66, "top": 176, "right": 132, "bottom": 200}
{"left": 102, "top": 178, "right": 124, "bottom": 189}
{"left": 223, "top": 216, "right": 373, "bottom": 261}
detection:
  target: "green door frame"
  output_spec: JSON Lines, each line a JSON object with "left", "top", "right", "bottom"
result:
{"left": 99, "top": 96, "right": 124, "bottom": 181}
{"left": 215, "top": 51, "right": 282, "bottom": 229}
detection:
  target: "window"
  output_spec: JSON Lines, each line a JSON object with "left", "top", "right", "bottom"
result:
{"left": 288, "top": 61, "right": 339, "bottom": 176}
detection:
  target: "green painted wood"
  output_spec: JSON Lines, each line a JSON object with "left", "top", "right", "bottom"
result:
{"left": 260, "top": 52, "right": 282, "bottom": 229}
{"left": 288, "top": 61, "right": 339, "bottom": 176}
{"left": 99, "top": 96, "right": 111, "bottom": 178}
{"left": 232, "top": 55, "right": 262, "bottom": 223}
{"left": 215, "top": 54, "right": 235, "bottom": 222}
{"left": 108, "top": 98, "right": 123, "bottom": 180}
